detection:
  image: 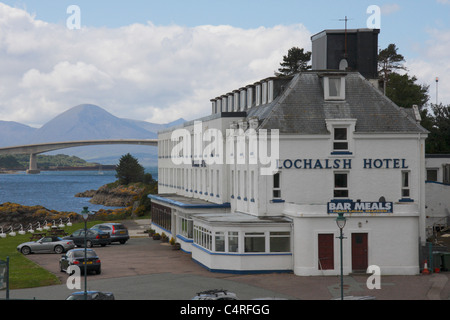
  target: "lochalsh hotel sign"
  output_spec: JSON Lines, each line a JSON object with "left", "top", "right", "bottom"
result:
{"left": 277, "top": 158, "right": 409, "bottom": 170}
{"left": 328, "top": 201, "right": 394, "bottom": 214}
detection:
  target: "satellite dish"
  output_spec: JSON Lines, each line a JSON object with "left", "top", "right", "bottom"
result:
{"left": 339, "top": 59, "right": 348, "bottom": 70}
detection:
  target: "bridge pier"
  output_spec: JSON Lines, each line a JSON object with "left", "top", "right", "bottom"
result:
{"left": 26, "top": 154, "right": 40, "bottom": 174}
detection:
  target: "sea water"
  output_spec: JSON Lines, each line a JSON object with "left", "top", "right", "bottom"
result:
{"left": 0, "top": 168, "right": 157, "bottom": 213}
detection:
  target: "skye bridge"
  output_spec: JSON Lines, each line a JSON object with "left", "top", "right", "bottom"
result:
{"left": 0, "top": 139, "right": 158, "bottom": 174}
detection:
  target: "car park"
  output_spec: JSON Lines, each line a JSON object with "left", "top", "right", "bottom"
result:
{"left": 91, "top": 223, "right": 129, "bottom": 244}
{"left": 66, "top": 291, "right": 115, "bottom": 300}
{"left": 59, "top": 248, "right": 102, "bottom": 275}
{"left": 63, "top": 228, "right": 111, "bottom": 247}
{"left": 17, "top": 236, "right": 75, "bottom": 255}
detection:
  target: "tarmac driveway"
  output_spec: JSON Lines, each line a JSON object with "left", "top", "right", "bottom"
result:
{"left": 18, "top": 220, "right": 450, "bottom": 300}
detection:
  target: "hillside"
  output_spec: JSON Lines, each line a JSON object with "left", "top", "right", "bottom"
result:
{"left": 0, "top": 104, "right": 185, "bottom": 166}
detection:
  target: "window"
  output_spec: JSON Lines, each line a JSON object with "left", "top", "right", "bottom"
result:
{"left": 262, "top": 82, "right": 268, "bottom": 104}
{"left": 251, "top": 171, "right": 255, "bottom": 201}
{"left": 231, "top": 170, "right": 235, "bottom": 197}
{"left": 228, "top": 231, "right": 239, "bottom": 252}
{"left": 244, "top": 232, "right": 265, "bottom": 253}
{"left": 255, "top": 84, "right": 261, "bottom": 106}
{"left": 270, "top": 232, "right": 290, "bottom": 252}
{"left": 194, "top": 225, "right": 212, "bottom": 251}
{"left": 268, "top": 80, "right": 274, "bottom": 103}
{"left": 179, "top": 217, "right": 193, "bottom": 239}
{"left": 273, "top": 172, "right": 281, "bottom": 198}
{"left": 324, "top": 76, "right": 345, "bottom": 100}
{"left": 334, "top": 172, "right": 348, "bottom": 198}
{"left": 402, "top": 171, "right": 410, "bottom": 197}
{"left": 427, "top": 169, "right": 438, "bottom": 182}
{"left": 215, "top": 232, "right": 225, "bottom": 252}
{"left": 333, "top": 128, "right": 348, "bottom": 151}
{"left": 329, "top": 78, "right": 341, "bottom": 97}
{"left": 444, "top": 164, "right": 450, "bottom": 185}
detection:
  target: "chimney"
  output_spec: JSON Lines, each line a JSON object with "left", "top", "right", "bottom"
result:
{"left": 311, "top": 28, "right": 380, "bottom": 80}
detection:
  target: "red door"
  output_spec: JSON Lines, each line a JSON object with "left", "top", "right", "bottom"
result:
{"left": 318, "top": 234, "right": 334, "bottom": 270}
{"left": 352, "top": 233, "right": 368, "bottom": 272}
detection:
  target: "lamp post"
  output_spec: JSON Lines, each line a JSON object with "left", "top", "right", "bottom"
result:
{"left": 81, "top": 206, "right": 90, "bottom": 300}
{"left": 336, "top": 212, "right": 347, "bottom": 300}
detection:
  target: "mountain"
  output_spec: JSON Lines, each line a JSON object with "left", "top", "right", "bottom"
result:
{"left": 0, "top": 121, "right": 37, "bottom": 146}
{"left": 0, "top": 104, "right": 185, "bottom": 166}
{"left": 31, "top": 104, "right": 157, "bottom": 142}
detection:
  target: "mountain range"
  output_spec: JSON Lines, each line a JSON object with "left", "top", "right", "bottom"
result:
{"left": 0, "top": 104, "right": 185, "bottom": 166}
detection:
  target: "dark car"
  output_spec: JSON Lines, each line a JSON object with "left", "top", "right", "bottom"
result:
{"left": 66, "top": 291, "right": 114, "bottom": 300}
{"left": 91, "top": 223, "right": 129, "bottom": 244}
{"left": 59, "top": 248, "right": 101, "bottom": 275}
{"left": 63, "top": 229, "right": 111, "bottom": 247}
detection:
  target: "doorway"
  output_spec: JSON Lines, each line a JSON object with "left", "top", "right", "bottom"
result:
{"left": 351, "top": 233, "right": 368, "bottom": 272}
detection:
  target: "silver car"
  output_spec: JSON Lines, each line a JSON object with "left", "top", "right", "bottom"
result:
{"left": 91, "top": 223, "right": 129, "bottom": 244}
{"left": 17, "top": 236, "right": 75, "bottom": 255}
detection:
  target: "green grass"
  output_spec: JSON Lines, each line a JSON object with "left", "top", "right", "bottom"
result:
{"left": 0, "top": 221, "right": 101, "bottom": 289}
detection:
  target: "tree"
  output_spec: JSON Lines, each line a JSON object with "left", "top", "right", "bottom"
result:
{"left": 378, "top": 44, "right": 407, "bottom": 95}
{"left": 422, "top": 104, "right": 450, "bottom": 154}
{"left": 276, "top": 47, "right": 311, "bottom": 76}
{"left": 115, "top": 153, "right": 145, "bottom": 185}
{"left": 386, "top": 73, "right": 429, "bottom": 109}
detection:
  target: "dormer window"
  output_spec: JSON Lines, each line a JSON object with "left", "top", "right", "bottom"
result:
{"left": 333, "top": 128, "right": 348, "bottom": 151}
{"left": 324, "top": 76, "right": 345, "bottom": 100}
{"left": 326, "top": 119, "right": 356, "bottom": 155}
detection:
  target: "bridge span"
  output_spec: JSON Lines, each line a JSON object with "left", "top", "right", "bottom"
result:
{"left": 0, "top": 139, "right": 158, "bottom": 174}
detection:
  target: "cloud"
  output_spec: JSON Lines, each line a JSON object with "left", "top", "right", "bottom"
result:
{"left": 380, "top": 4, "right": 401, "bottom": 15}
{"left": 0, "top": 3, "right": 311, "bottom": 127}
{"left": 407, "top": 28, "right": 450, "bottom": 106}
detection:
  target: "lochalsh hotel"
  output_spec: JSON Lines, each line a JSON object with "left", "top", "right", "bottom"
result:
{"left": 149, "top": 28, "right": 428, "bottom": 276}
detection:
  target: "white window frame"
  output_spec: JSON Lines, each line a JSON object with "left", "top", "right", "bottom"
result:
{"left": 324, "top": 76, "right": 345, "bottom": 100}
{"left": 273, "top": 172, "right": 281, "bottom": 199}
{"left": 401, "top": 170, "right": 411, "bottom": 198}
{"left": 334, "top": 171, "right": 349, "bottom": 198}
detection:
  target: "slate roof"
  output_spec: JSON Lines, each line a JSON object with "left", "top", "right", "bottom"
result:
{"left": 251, "top": 71, "right": 428, "bottom": 135}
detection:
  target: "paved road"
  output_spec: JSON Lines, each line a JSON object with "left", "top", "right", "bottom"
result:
{"left": 4, "top": 220, "right": 450, "bottom": 301}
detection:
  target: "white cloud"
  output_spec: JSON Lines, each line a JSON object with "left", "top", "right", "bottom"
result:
{"left": 0, "top": 3, "right": 311, "bottom": 127}
{"left": 380, "top": 4, "right": 401, "bottom": 15}
{"left": 407, "top": 28, "right": 450, "bottom": 106}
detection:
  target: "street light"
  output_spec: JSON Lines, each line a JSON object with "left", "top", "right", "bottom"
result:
{"left": 81, "top": 206, "right": 90, "bottom": 300}
{"left": 336, "top": 212, "right": 347, "bottom": 300}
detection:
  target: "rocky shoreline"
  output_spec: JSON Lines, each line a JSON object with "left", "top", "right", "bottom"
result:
{"left": 75, "top": 183, "right": 146, "bottom": 207}
{"left": 0, "top": 182, "right": 152, "bottom": 229}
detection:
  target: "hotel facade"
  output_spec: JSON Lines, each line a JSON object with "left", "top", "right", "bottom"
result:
{"left": 149, "top": 29, "right": 429, "bottom": 276}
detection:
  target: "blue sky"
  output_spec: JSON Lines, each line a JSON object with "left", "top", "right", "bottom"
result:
{"left": 0, "top": 1, "right": 449, "bottom": 126}
{"left": 4, "top": 0, "right": 449, "bottom": 56}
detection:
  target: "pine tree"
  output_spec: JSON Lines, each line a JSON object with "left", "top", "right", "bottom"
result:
{"left": 276, "top": 47, "right": 311, "bottom": 76}
{"left": 115, "top": 153, "right": 145, "bottom": 185}
{"left": 378, "top": 43, "right": 406, "bottom": 95}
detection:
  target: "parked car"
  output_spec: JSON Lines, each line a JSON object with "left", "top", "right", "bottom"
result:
{"left": 17, "top": 236, "right": 75, "bottom": 255}
{"left": 63, "top": 228, "right": 111, "bottom": 247}
{"left": 91, "top": 223, "right": 129, "bottom": 244}
{"left": 192, "top": 289, "right": 238, "bottom": 300}
{"left": 59, "top": 248, "right": 101, "bottom": 275}
{"left": 66, "top": 291, "right": 114, "bottom": 300}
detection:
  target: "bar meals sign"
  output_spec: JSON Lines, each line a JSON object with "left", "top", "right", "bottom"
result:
{"left": 328, "top": 201, "right": 393, "bottom": 214}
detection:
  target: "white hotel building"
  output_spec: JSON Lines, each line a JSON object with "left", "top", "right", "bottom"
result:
{"left": 150, "top": 29, "right": 429, "bottom": 276}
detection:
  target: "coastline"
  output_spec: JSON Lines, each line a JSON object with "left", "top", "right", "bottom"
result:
{"left": 0, "top": 165, "right": 116, "bottom": 174}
